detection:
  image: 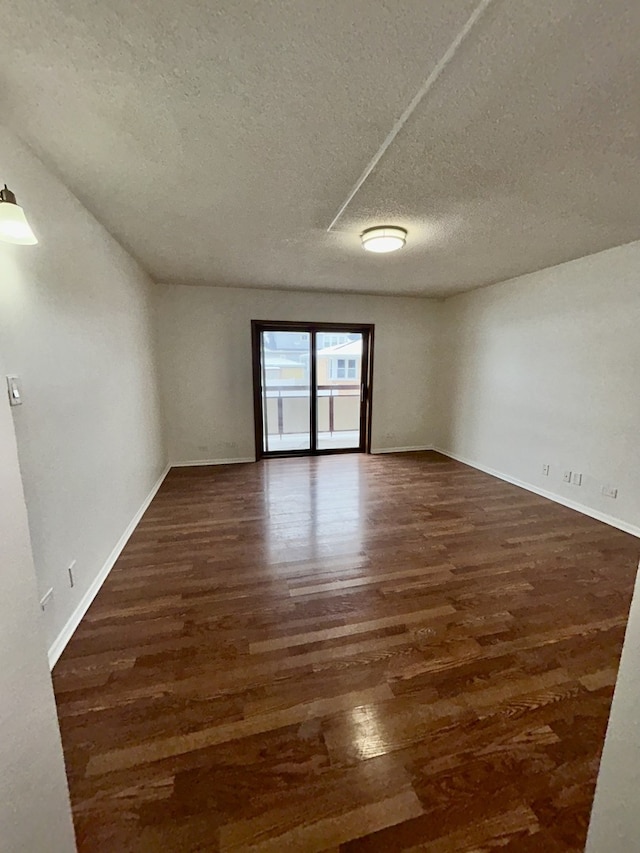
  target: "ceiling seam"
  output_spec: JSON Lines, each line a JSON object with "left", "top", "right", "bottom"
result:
{"left": 326, "top": 0, "right": 497, "bottom": 233}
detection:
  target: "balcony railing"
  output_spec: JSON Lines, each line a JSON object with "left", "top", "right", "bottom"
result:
{"left": 264, "top": 384, "right": 360, "bottom": 436}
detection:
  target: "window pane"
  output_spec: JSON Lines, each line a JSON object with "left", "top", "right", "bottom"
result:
{"left": 316, "top": 331, "right": 363, "bottom": 451}
{"left": 261, "top": 330, "right": 310, "bottom": 452}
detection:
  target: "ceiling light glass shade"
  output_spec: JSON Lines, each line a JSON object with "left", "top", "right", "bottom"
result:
{"left": 0, "top": 185, "right": 37, "bottom": 245}
{"left": 361, "top": 226, "right": 407, "bottom": 253}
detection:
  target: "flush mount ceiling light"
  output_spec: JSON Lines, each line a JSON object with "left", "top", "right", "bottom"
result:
{"left": 0, "top": 184, "right": 37, "bottom": 245}
{"left": 361, "top": 225, "right": 407, "bottom": 254}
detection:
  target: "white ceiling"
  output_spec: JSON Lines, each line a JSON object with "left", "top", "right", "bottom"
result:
{"left": 0, "top": 0, "right": 639, "bottom": 296}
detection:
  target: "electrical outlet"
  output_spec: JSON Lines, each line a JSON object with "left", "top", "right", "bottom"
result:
{"left": 68, "top": 559, "right": 76, "bottom": 588}
{"left": 40, "top": 588, "right": 54, "bottom": 611}
{"left": 542, "top": 464, "right": 550, "bottom": 476}
{"left": 563, "top": 470, "right": 572, "bottom": 483}
{"left": 572, "top": 472, "right": 582, "bottom": 486}
{"left": 602, "top": 485, "right": 618, "bottom": 499}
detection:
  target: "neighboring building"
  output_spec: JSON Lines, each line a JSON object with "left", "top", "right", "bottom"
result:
{"left": 316, "top": 332, "right": 351, "bottom": 349}
{"left": 317, "top": 339, "right": 362, "bottom": 390}
{"left": 262, "top": 331, "right": 310, "bottom": 362}
{"left": 263, "top": 355, "right": 306, "bottom": 385}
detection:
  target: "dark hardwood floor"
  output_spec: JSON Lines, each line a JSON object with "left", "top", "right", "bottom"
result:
{"left": 52, "top": 452, "right": 639, "bottom": 851}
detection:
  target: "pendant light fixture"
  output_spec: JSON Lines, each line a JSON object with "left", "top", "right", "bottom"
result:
{"left": 361, "top": 225, "right": 407, "bottom": 254}
{"left": 0, "top": 184, "right": 37, "bottom": 245}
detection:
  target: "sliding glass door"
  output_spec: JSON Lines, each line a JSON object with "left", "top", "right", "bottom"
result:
{"left": 259, "top": 329, "right": 312, "bottom": 453}
{"left": 316, "top": 332, "right": 364, "bottom": 450}
{"left": 252, "top": 322, "right": 373, "bottom": 458}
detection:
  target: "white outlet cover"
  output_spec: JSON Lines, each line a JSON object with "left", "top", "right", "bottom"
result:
{"left": 563, "top": 471, "right": 572, "bottom": 483}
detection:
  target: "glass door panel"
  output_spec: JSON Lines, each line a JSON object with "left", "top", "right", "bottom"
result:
{"left": 316, "top": 332, "right": 364, "bottom": 451}
{"left": 260, "top": 329, "right": 311, "bottom": 453}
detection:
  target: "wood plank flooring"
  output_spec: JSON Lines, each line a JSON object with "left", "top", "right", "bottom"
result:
{"left": 52, "top": 452, "right": 640, "bottom": 851}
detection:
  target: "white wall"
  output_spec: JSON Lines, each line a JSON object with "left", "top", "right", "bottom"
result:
{"left": 0, "top": 125, "right": 167, "bottom": 659}
{"left": 0, "top": 350, "right": 76, "bottom": 852}
{"left": 437, "top": 242, "right": 640, "bottom": 536}
{"left": 155, "top": 284, "right": 443, "bottom": 463}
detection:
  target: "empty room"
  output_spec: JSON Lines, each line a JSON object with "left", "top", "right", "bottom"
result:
{"left": 2, "top": 1, "right": 640, "bottom": 851}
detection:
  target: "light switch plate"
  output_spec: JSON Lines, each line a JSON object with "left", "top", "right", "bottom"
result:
{"left": 6, "top": 375, "right": 22, "bottom": 406}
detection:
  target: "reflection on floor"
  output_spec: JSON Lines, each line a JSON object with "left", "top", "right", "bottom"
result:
{"left": 266, "top": 429, "right": 360, "bottom": 451}
{"left": 52, "top": 452, "right": 639, "bottom": 851}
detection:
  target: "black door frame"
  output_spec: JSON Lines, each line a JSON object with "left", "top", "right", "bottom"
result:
{"left": 251, "top": 320, "right": 375, "bottom": 460}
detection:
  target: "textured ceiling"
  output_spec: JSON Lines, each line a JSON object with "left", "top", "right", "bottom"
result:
{"left": 0, "top": 0, "right": 639, "bottom": 296}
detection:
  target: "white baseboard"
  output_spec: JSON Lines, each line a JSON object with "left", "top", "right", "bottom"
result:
{"left": 171, "top": 457, "right": 255, "bottom": 467}
{"left": 371, "top": 445, "right": 434, "bottom": 454}
{"left": 433, "top": 447, "right": 640, "bottom": 540}
{"left": 48, "top": 464, "right": 171, "bottom": 669}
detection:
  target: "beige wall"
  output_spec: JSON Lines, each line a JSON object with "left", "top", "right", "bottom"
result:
{"left": 0, "top": 125, "right": 167, "bottom": 659}
{"left": 0, "top": 349, "right": 76, "bottom": 852}
{"left": 155, "top": 284, "right": 443, "bottom": 462}
{"left": 437, "top": 241, "right": 640, "bottom": 536}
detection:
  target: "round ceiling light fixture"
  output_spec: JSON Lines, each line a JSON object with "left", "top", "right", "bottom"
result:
{"left": 361, "top": 225, "right": 407, "bottom": 254}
